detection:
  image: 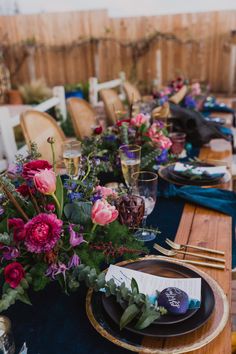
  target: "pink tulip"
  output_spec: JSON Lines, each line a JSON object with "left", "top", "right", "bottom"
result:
{"left": 130, "top": 113, "right": 148, "bottom": 127}
{"left": 34, "top": 169, "right": 56, "bottom": 195}
{"left": 95, "top": 186, "right": 117, "bottom": 199}
{"left": 91, "top": 199, "right": 118, "bottom": 226}
{"left": 147, "top": 123, "right": 172, "bottom": 150}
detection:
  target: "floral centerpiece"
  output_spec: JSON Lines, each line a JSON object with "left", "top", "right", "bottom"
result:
{"left": 154, "top": 77, "right": 207, "bottom": 111}
{"left": 0, "top": 142, "right": 150, "bottom": 318}
{"left": 82, "top": 112, "right": 172, "bottom": 176}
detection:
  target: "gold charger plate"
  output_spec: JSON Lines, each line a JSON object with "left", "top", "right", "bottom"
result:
{"left": 86, "top": 256, "right": 229, "bottom": 354}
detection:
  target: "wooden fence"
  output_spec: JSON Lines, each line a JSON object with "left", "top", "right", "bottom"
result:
{"left": 0, "top": 9, "right": 236, "bottom": 93}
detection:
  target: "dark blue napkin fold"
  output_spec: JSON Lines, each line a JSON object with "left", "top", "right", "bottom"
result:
{"left": 158, "top": 183, "right": 236, "bottom": 267}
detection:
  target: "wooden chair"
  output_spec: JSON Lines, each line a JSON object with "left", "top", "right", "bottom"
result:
{"left": 100, "top": 89, "right": 124, "bottom": 125}
{"left": 20, "top": 110, "right": 66, "bottom": 164}
{"left": 67, "top": 97, "right": 97, "bottom": 139}
{"left": 123, "top": 81, "right": 141, "bottom": 105}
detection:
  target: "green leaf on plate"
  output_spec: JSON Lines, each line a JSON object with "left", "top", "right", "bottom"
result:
{"left": 120, "top": 303, "right": 140, "bottom": 330}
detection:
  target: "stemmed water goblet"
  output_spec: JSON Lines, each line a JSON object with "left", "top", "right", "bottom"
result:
{"left": 131, "top": 171, "right": 158, "bottom": 241}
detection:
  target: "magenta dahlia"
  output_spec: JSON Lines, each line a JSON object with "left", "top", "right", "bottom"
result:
{"left": 24, "top": 213, "right": 63, "bottom": 253}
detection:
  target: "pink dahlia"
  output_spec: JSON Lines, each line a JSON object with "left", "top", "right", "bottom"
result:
{"left": 24, "top": 213, "right": 63, "bottom": 253}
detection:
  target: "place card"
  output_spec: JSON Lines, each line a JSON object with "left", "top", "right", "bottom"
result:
{"left": 105, "top": 265, "right": 201, "bottom": 304}
{"left": 174, "top": 162, "right": 227, "bottom": 176}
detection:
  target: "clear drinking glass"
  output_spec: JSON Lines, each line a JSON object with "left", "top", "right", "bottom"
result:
{"left": 119, "top": 144, "right": 141, "bottom": 189}
{"left": 131, "top": 171, "right": 158, "bottom": 241}
{"left": 62, "top": 140, "right": 82, "bottom": 178}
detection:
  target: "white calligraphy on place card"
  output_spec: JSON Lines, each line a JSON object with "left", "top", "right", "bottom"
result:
{"left": 174, "top": 162, "right": 227, "bottom": 176}
{"left": 105, "top": 265, "right": 201, "bottom": 301}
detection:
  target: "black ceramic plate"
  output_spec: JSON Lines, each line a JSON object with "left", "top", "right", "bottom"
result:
{"left": 98, "top": 259, "right": 215, "bottom": 337}
{"left": 159, "top": 164, "right": 225, "bottom": 186}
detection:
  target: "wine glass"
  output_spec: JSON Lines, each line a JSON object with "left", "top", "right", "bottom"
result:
{"left": 119, "top": 144, "right": 141, "bottom": 189}
{"left": 62, "top": 140, "right": 82, "bottom": 178}
{"left": 131, "top": 171, "right": 158, "bottom": 241}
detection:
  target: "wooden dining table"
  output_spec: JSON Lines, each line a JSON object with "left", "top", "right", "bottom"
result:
{"left": 141, "top": 139, "right": 232, "bottom": 353}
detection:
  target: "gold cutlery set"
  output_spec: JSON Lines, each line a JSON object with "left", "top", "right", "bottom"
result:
{"left": 153, "top": 239, "right": 225, "bottom": 270}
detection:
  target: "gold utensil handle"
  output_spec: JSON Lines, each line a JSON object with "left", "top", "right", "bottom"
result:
{"left": 179, "top": 259, "right": 225, "bottom": 270}
{"left": 184, "top": 244, "right": 225, "bottom": 256}
{"left": 177, "top": 250, "right": 225, "bottom": 263}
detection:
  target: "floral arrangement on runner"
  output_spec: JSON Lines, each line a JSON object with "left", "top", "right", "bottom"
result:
{"left": 82, "top": 112, "right": 172, "bottom": 175}
{"left": 0, "top": 142, "right": 149, "bottom": 315}
{"left": 154, "top": 77, "right": 207, "bottom": 111}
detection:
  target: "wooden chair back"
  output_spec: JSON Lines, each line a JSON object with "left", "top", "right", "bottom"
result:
{"left": 20, "top": 110, "right": 66, "bottom": 163}
{"left": 123, "top": 81, "right": 141, "bottom": 105}
{"left": 100, "top": 89, "right": 124, "bottom": 125}
{"left": 67, "top": 97, "right": 97, "bottom": 139}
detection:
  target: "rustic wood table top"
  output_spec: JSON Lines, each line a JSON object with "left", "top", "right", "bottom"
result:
{"left": 141, "top": 139, "right": 232, "bottom": 354}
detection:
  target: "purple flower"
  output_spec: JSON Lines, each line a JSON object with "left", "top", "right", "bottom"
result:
{"left": 69, "top": 224, "right": 86, "bottom": 247}
{"left": 68, "top": 192, "right": 83, "bottom": 203}
{"left": 46, "top": 262, "right": 68, "bottom": 280}
{"left": 64, "top": 180, "right": 77, "bottom": 191}
{"left": 184, "top": 95, "right": 196, "bottom": 109}
{"left": 91, "top": 194, "right": 102, "bottom": 203}
{"left": 104, "top": 135, "right": 116, "bottom": 142}
{"left": 68, "top": 253, "right": 80, "bottom": 268}
{"left": 45, "top": 263, "right": 58, "bottom": 280}
{"left": 155, "top": 149, "right": 168, "bottom": 164}
{"left": 0, "top": 246, "right": 19, "bottom": 261}
{"left": 0, "top": 206, "right": 4, "bottom": 216}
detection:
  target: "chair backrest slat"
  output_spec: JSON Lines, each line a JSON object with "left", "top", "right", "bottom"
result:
{"left": 67, "top": 98, "right": 97, "bottom": 139}
{"left": 20, "top": 110, "right": 66, "bottom": 163}
{"left": 100, "top": 89, "right": 124, "bottom": 125}
{"left": 123, "top": 81, "right": 141, "bottom": 105}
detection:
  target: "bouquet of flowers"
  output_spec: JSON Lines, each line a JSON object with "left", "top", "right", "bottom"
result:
{"left": 153, "top": 77, "right": 207, "bottom": 111}
{"left": 0, "top": 142, "right": 147, "bottom": 313}
{"left": 82, "top": 112, "right": 172, "bottom": 175}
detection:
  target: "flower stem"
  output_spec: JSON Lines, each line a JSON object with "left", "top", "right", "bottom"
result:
{"left": 81, "top": 152, "right": 93, "bottom": 182}
{"left": 91, "top": 224, "right": 97, "bottom": 234}
{"left": 52, "top": 193, "right": 61, "bottom": 217}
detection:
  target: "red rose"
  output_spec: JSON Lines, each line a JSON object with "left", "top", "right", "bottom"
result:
{"left": 4, "top": 262, "right": 25, "bottom": 288}
{"left": 116, "top": 119, "right": 131, "bottom": 127}
{"left": 22, "top": 160, "right": 52, "bottom": 180}
{"left": 94, "top": 126, "right": 103, "bottom": 135}
{"left": 8, "top": 218, "right": 26, "bottom": 242}
{"left": 17, "top": 184, "right": 31, "bottom": 197}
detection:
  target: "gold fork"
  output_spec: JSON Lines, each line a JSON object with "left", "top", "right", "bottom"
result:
{"left": 153, "top": 243, "right": 225, "bottom": 270}
{"left": 165, "top": 238, "right": 225, "bottom": 256}
{"left": 164, "top": 239, "right": 225, "bottom": 263}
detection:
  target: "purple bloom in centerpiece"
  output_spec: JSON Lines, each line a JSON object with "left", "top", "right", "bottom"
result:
{"left": 120, "top": 145, "right": 136, "bottom": 159}
{"left": 68, "top": 192, "right": 83, "bottom": 203}
{"left": 104, "top": 135, "right": 116, "bottom": 142}
{"left": 68, "top": 253, "right": 80, "bottom": 268}
{"left": 69, "top": 224, "right": 86, "bottom": 247}
{"left": 0, "top": 206, "right": 4, "bottom": 216}
{"left": 0, "top": 246, "right": 20, "bottom": 261}
{"left": 46, "top": 262, "right": 68, "bottom": 280}
{"left": 64, "top": 180, "right": 77, "bottom": 191}
{"left": 155, "top": 149, "right": 168, "bottom": 164}
{"left": 184, "top": 95, "right": 197, "bottom": 109}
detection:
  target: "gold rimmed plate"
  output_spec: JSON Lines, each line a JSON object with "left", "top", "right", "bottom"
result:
{"left": 87, "top": 258, "right": 215, "bottom": 338}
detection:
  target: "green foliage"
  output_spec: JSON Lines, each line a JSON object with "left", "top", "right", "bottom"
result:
{"left": 60, "top": 114, "right": 75, "bottom": 137}
{"left": 30, "top": 264, "right": 50, "bottom": 291}
{"left": 55, "top": 176, "right": 64, "bottom": 218}
{"left": 0, "top": 279, "right": 31, "bottom": 312}
{"left": 120, "top": 123, "right": 129, "bottom": 145}
{"left": 0, "top": 232, "right": 12, "bottom": 245}
{"left": 71, "top": 264, "right": 166, "bottom": 330}
{"left": 64, "top": 201, "right": 92, "bottom": 225}
{"left": 141, "top": 148, "right": 161, "bottom": 169}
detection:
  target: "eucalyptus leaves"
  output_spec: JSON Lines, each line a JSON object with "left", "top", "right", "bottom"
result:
{"left": 73, "top": 264, "right": 167, "bottom": 330}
